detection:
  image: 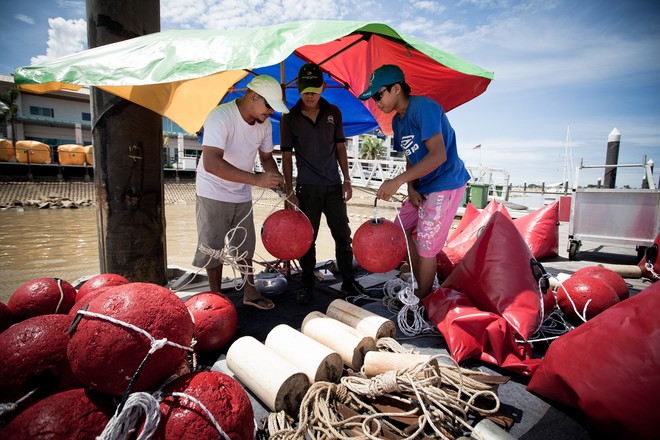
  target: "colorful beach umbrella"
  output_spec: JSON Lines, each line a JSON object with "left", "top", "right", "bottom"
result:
{"left": 13, "top": 20, "right": 493, "bottom": 141}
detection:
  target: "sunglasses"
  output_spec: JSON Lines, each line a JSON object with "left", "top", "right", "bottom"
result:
{"left": 257, "top": 94, "right": 272, "bottom": 110}
{"left": 372, "top": 84, "right": 396, "bottom": 102}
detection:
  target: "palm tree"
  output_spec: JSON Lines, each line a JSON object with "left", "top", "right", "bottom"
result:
{"left": 0, "top": 88, "right": 19, "bottom": 157}
{"left": 359, "top": 135, "right": 385, "bottom": 160}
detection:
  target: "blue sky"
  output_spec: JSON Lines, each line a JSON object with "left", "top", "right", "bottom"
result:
{"left": 1, "top": 0, "right": 659, "bottom": 188}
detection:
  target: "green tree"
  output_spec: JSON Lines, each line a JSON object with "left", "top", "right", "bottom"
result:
{"left": 0, "top": 88, "right": 19, "bottom": 155}
{"left": 359, "top": 135, "right": 385, "bottom": 160}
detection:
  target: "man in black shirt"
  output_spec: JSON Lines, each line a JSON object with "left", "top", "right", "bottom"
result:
{"left": 280, "top": 62, "right": 366, "bottom": 304}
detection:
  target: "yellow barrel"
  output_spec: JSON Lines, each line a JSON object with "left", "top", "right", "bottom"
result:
{"left": 84, "top": 145, "right": 93, "bottom": 166}
{"left": 15, "top": 140, "right": 52, "bottom": 164}
{"left": 0, "top": 139, "right": 15, "bottom": 162}
{"left": 57, "top": 144, "right": 86, "bottom": 165}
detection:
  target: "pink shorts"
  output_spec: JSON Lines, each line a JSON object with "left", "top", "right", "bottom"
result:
{"left": 394, "top": 185, "right": 466, "bottom": 258}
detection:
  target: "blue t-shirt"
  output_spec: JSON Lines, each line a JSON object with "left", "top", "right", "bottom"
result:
{"left": 392, "top": 95, "right": 470, "bottom": 194}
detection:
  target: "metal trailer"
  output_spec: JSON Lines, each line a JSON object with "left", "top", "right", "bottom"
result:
{"left": 567, "top": 160, "right": 660, "bottom": 261}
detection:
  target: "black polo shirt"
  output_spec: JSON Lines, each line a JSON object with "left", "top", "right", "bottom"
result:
{"left": 280, "top": 97, "right": 346, "bottom": 186}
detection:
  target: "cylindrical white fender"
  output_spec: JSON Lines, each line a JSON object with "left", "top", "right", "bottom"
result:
{"left": 301, "top": 311, "right": 376, "bottom": 371}
{"left": 471, "top": 418, "right": 517, "bottom": 440}
{"left": 265, "top": 324, "right": 343, "bottom": 383}
{"left": 326, "top": 299, "right": 396, "bottom": 340}
{"left": 226, "top": 336, "right": 309, "bottom": 415}
{"left": 363, "top": 351, "right": 434, "bottom": 377}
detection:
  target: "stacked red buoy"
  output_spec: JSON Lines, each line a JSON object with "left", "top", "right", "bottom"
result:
{"left": 8, "top": 277, "right": 77, "bottom": 320}
{"left": 261, "top": 209, "right": 313, "bottom": 260}
{"left": 353, "top": 218, "right": 406, "bottom": 273}
{"left": 556, "top": 275, "right": 619, "bottom": 323}
{"left": 185, "top": 292, "right": 238, "bottom": 352}
{"left": 156, "top": 371, "right": 254, "bottom": 440}
{"left": 67, "top": 282, "right": 194, "bottom": 396}
{"left": 572, "top": 266, "right": 629, "bottom": 301}
{"left": 75, "top": 273, "right": 129, "bottom": 302}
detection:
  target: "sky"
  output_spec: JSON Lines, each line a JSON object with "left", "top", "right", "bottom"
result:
{"left": 1, "top": 0, "right": 659, "bottom": 188}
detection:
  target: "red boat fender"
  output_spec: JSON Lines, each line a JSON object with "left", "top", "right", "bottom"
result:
{"left": 353, "top": 218, "right": 407, "bottom": 273}
{"left": 75, "top": 273, "right": 129, "bottom": 302}
{"left": 156, "top": 371, "right": 254, "bottom": 440}
{"left": 527, "top": 282, "right": 660, "bottom": 440}
{"left": 0, "top": 388, "right": 114, "bottom": 440}
{"left": 442, "top": 212, "right": 543, "bottom": 341}
{"left": 572, "top": 265, "right": 629, "bottom": 301}
{"left": 446, "top": 201, "right": 479, "bottom": 244}
{"left": 513, "top": 201, "right": 559, "bottom": 260}
{"left": 67, "top": 282, "right": 194, "bottom": 396}
{"left": 8, "top": 277, "right": 76, "bottom": 321}
{"left": 261, "top": 209, "right": 313, "bottom": 260}
{"left": 185, "top": 292, "right": 238, "bottom": 352}
{"left": 0, "top": 314, "right": 80, "bottom": 403}
{"left": 556, "top": 275, "right": 619, "bottom": 323}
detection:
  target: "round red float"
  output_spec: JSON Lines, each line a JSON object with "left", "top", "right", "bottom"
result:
{"left": 0, "top": 314, "right": 80, "bottom": 403}
{"left": 184, "top": 292, "right": 238, "bottom": 352}
{"left": 0, "top": 388, "right": 114, "bottom": 440}
{"left": 573, "top": 266, "right": 629, "bottom": 301}
{"left": 76, "top": 273, "right": 129, "bottom": 302}
{"left": 8, "top": 277, "right": 77, "bottom": 321}
{"left": 67, "top": 282, "right": 194, "bottom": 396}
{"left": 155, "top": 371, "right": 254, "bottom": 440}
{"left": 0, "top": 301, "right": 13, "bottom": 332}
{"left": 353, "top": 218, "right": 407, "bottom": 273}
{"left": 261, "top": 209, "right": 313, "bottom": 260}
{"left": 556, "top": 275, "right": 619, "bottom": 323}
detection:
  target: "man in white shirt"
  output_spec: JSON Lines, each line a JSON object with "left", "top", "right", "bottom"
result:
{"left": 193, "top": 75, "right": 289, "bottom": 310}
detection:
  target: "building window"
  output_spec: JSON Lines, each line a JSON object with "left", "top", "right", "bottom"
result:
{"left": 82, "top": 112, "right": 91, "bottom": 121}
{"left": 29, "top": 106, "right": 54, "bottom": 118}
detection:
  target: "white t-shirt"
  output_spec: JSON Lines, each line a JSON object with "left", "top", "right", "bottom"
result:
{"left": 196, "top": 100, "right": 274, "bottom": 203}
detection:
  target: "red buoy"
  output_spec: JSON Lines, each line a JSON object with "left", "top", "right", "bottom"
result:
{"left": 185, "top": 292, "right": 238, "bottom": 352}
{"left": 76, "top": 273, "right": 129, "bottom": 302}
{"left": 67, "top": 282, "right": 194, "bottom": 396}
{"left": 573, "top": 266, "right": 629, "bottom": 301}
{"left": 156, "top": 371, "right": 254, "bottom": 440}
{"left": 353, "top": 218, "right": 406, "bottom": 273}
{"left": 556, "top": 275, "right": 619, "bottom": 323}
{"left": 0, "top": 301, "right": 12, "bottom": 332}
{"left": 8, "top": 277, "right": 76, "bottom": 321}
{"left": 261, "top": 209, "right": 313, "bottom": 260}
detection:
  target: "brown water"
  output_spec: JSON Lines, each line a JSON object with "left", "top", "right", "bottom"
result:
{"left": 0, "top": 190, "right": 397, "bottom": 303}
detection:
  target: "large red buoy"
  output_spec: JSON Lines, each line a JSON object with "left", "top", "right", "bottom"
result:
{"left": 573, "top": 266, "right": 629, "bottom": 301}
{"left": 261, "top": 209, "right": 313, "bottom": 260}
{"left": 353, "top": 218, "right": 406, "bottom": 273}
{"left": 8, "top": 277, "right": 77, "bottom": 320}
{"left": 155, "top": 371, "right": 254, "bottom": 440}
{"left": 185, "top": 292, "right": 238, "bottom": 352}
{"left": 67, "top": 282, "right": 194, "bottom": 396}
{"left": 0, "top": 314, "right": 81, "bottom": 403}
{"left": 556, "top": 275, "right": 619, "bottom": 323}
{"left": 0, "top": 388, "right": 114, "bottom": 440}
{"left": 75, "top": 273, "right": 129, "bottom": 302}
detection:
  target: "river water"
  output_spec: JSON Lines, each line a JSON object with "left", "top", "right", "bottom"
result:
{"left": 0, "top": 191, "right": 396, "bottom": 304}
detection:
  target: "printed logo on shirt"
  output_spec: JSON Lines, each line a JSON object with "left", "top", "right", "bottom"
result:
{"left": 400, "top": 135, "right": 419, "bottom": 156}
{"left": 327, "top": 115, "right": 335, "bottom": 125}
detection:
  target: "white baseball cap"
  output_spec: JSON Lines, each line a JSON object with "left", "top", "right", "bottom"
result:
{"left": 247, "top": 75, "right": 289, "bottom": 114}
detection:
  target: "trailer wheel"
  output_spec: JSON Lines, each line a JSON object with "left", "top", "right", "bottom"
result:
{"left": 568, "top": 241, "right": 579, "bottom": 261}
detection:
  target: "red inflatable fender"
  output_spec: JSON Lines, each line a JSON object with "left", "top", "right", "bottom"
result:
{"left": 513, "top": 201, "right": 559, "bottom": 260}
{"left": 185, "top": 292, "right": 238, "bottom": 352}
{"left": 527, "top": 283, "right": 660, "bottom": 440}
{"left": 8, "top": 277, "right": 76, "bottom": 321}
{"left": 0, "top": 388, "right": 114, "bottom": 440}
{"left": 0, "top": 314, "right": 80, "bottom": 403}
{"left": 261, "top": 209, "right": 314, "bottom": 260}
{"left": 156, "top": 371, "right": 254, "bottom": 440}
{"left": 67, "top": 282, "right": 194, "bottom": 396}
{"left": 442, "top": 212, "right": 544, "bottom": 340}
{"left": 447, "top": 202, "right": 479, "bottom": 244}
{"left": 75, "top": 273, "right": 129, "bottom": 302}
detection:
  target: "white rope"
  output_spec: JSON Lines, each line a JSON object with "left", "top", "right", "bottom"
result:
{"left": 54, "top": 277, "right": 65, "bottom": 314}
{"left": 0, "top": 388, "right": 38, "bottom": 417}
{"left": 97, "top": 392, "right": 161, "bottom": 440}
{"left": 396, "top": 284, "right": 435, "bottom": 337}
{"left": 170, "top": 392, "right": 231, "bottom": 440}
{"left": 646, "top": 261, "right": 660, "bottom": 280}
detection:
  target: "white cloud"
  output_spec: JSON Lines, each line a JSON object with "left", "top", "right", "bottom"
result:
{"left": 30, "top": 18, "right": 87, "bottom": 66}
{"left": 16, "top": 14, "right": 35, "bottom": 25}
